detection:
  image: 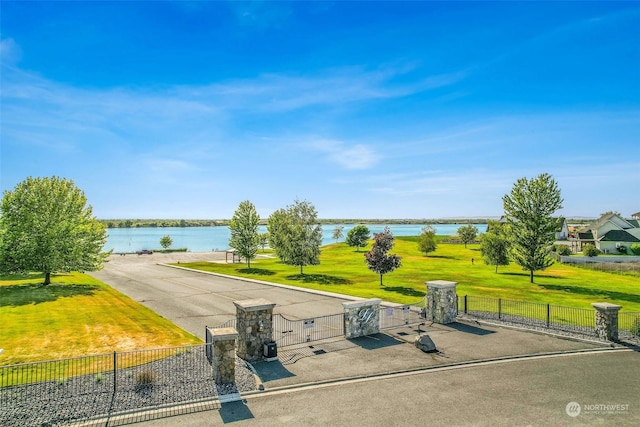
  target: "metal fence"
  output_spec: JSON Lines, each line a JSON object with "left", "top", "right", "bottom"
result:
{"left": 619, "top": 312, "right": 640, "bottom": 339}
{"left": 559, "top": 258, "right": 640, "bottom": 276}
{"left": 0, "top": 344, "right": 229, "bottom": 426}
{"left": 379, "top": 297, "right": 427, "bottom": 329}
{"left": 457, "top": 295, "right": 596, "bottom": 337}
{"left": 273, "top": 313, "right": 345, "bottom": 347}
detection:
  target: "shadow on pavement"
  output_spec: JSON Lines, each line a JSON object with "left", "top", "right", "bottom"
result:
{"left": 218, "top": 400, "right": 254, "bottom": 423}
{"left": 348, "top": 333, "right": 405, "bottom": 350}
{"left": 252, "top": 360, "right": 296, "bottom": 381}
{"left": 446, "top": 322, "right": 495, "bottom": 336}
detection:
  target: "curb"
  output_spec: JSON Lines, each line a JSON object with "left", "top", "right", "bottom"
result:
{"left": 159, "top": 263, "right": 365, "bottom": 302}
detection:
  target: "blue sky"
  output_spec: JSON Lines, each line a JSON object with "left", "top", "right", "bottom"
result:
{"left": 1, "top": 1, "right": 638, "bottom": 219}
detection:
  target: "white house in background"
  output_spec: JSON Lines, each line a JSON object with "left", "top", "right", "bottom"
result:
{"left": 555, "top": 217, "right": 569, "bottom": 240}
{"left": 576, "top": 212, "right": 640, "bottom": 254}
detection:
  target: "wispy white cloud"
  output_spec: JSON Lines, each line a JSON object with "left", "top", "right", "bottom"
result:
{"left": 177, "top": 65, "right": 468, "bottom": 112}
{"left": 304, "top": 138, "right": 380, "bottom": 170}
{"left": 0, "top": 37, "right": 22, "bottom": 64}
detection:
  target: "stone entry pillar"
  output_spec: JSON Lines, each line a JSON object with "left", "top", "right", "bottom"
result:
{"left": 592, "top": 302, "right": 622, "bottom": 341}
{"left": 207, "top": 327, "right": 238, "bottom": 384}
{"left": 343, "top": 299, "right": 381, "bottom": 339}
{"left": 234, "top": 298, "right": 276, "bottom": 361}
{"left": 426, "top": 280, "right": 458, "bottom": 324}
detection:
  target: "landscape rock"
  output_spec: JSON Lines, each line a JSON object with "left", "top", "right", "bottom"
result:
{"left": 414, "top": 334, "right": 437, "bottom": 353}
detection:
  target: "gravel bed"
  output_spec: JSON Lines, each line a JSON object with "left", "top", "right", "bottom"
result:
{"left": 0, "top": 350, "right": 256, "bottom": 427}
{"left": 458, "top": 313, "right": 639, "bottom": 345}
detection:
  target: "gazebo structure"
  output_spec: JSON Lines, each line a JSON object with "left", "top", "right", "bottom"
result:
{"left": 225, "top": 249, "right": 242, "bottom": 263}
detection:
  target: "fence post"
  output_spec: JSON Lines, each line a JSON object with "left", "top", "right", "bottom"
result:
{"left": 592, "top": 303, "right": 622, "bottom": 341}
{"left": 464, "top": 295, "right": 468, "bottom": 314}
{"left": 113, "top": 351, "right": 117, "bottom": 396}
{"left": 498, "top": 298, "right": 502, "bottom": 320}
{"left": 546, "top": 304, "right": 550, "bottom": 328}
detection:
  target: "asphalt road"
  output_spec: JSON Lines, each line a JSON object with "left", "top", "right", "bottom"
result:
{"left": 122, "top": 350, "right": 640, "bottom": 426}
{"left": 90, "top": 252, "right": 352, "bottom": 340}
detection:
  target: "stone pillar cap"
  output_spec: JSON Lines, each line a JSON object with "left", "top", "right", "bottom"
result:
{"left": 234, "top": 298, "right": 276, "bottom": 311}
{"left": 591, "top": 302, "right": 622, "bottom": 311}
{"left": 425, "top": 280, "right": 458, "bottom": 288}
{"left": 207, "top": 327, "right": 239, "bottom": 340}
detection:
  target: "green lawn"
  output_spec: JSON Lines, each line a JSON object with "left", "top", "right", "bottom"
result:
{"left": 0, "top": 272, "right": 201, "bottom": 366}
{"left": 178, "top": 237, "right": 640, "bottom": 312}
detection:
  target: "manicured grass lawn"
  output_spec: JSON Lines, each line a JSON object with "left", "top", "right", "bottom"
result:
{"left": 0, "top": 272, "right": 201, "bottom": 366}
{"left": 178, "top": 237, "right": 640, "bottom": 312}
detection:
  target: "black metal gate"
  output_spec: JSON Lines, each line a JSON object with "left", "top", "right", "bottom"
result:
{"left": 273, "top": 313, "right": 345, "bottom": 347}
{"left": 379, "top": 298, "right": 426, "bottom": 329}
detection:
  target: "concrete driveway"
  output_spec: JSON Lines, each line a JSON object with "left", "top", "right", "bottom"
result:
{"left": 90, "top": 252, "right": 353, "bottom": 340}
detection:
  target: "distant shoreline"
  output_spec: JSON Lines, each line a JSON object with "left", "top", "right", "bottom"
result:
{"left": 99, "top": 217, "right": 594, "bottom": 229}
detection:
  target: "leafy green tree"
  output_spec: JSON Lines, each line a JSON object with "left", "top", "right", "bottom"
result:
{"left": 480, "top": 221, "right": 510, "bottom": 273}
{"left": 267, "top": 199, "right": 323, "bottom": 274}
{"left": 259, "top": 232, "right": 269, "bottom": 252}
{"left": 417, "top": 225, "right": 438, "bottom": 255}
{"left": 160, "top": 235, "right": 173, "bottom": 249}
{"left": 0, "top": 176, "right": 109, "bottom": 285}
{"left": 332, "top": 225, "right": 345, "bottom": 243}
{"left": 502, "top": 173, "right": 563, "bottom": 283}
{"left": 630, "top": 244, "right": 640, "bottom": 256}
{"left": 346, "top": 225, "right": 370, "bottom": 252}
{"left": 457, "top": 223, "right": 478, "bottom": 248}
{"left": 583, "top": 244, "right": 601, "bottom": 257}
{"left": 364, "top": 226, "right": 402, "bottom": 286}
{"left": 229, "top": 200, "right": 261, "bottom": 268}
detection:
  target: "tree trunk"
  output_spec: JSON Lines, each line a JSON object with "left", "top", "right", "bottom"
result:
{"left": 44, "top": 271, "right": 51, "bottom": 286}
{"left": 495, "top": 265, "right": 498, "bottom": 274}
{"left": 380, "top": 274, "right": 383, "bottom": 286}
{"left": 247, "top": 259, "right": 251, "bottom": 269}
{"left": 530, "top": 270, "right": 534, "bottom": 283}
{"left": 300, "top": 265, "right": 303, "bottom": 275}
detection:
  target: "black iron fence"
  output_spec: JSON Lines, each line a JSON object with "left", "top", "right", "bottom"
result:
{"left": 0, "top": 343, "right": 250, "bottom": 426}
{"left": 273, "top": 313, "right": 345, "bottom": 347}
{"left": 457, "top": 295, "right": 597, "bottom": 337}
{"left": 379, "top": 297, "right": 427, "bottom": 329}
{"left": 618, "top": 312, "right": 640, "bottom": 339}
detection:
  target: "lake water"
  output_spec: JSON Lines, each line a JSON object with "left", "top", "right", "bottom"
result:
{"left": 105, "top": 223, "right": 488, "bottom": 253}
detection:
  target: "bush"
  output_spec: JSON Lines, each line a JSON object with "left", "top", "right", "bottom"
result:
{"left": 136, "top": 369, "right": 156, "bottom": 386}
{"left": 617, "top": 245, "right": 627, "bottom": 254}
{"left": 583, "top": 244, "right": 601, "bottom": 257}
{"left": 630, "top": 244, "right": 640, "bottom": 256}
{"left": 556, "top": 245, "right": 572, "bottom": 256}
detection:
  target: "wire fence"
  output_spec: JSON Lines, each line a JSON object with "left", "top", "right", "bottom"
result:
{"left": 559, "top": 258, "right": 640, "bottom": 277}
{"left": 0, "top": 343, "right": 254, "bottom": 426}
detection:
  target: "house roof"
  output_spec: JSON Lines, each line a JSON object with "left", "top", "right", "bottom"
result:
{"left": 598, "top": 229, "right": 640, "bottom": 243}
{"left": 628, "top": 219, "right": 640, "bottom": 228}
{"left": 578, "top": 231, "right": 594, "bottom": 240}
{"left": 590, "top": 212, "right": 635, "bottom": 231}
